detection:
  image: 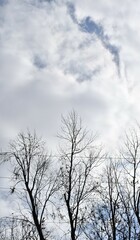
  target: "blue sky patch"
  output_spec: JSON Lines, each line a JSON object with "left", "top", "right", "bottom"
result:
{"left": 66, "top": 5, "right": 120, "bottom": 77}
{"left": 0, "top": 0, "right": 8, "bottom": 6}
{"left": 105, "top": 43, "right": 120, "bottom": 71}
{"left": 80, "top": 17, "right": 104, "bottom": 36}
{"left": 79, "top": 17, "right": 120, "bottom": 75}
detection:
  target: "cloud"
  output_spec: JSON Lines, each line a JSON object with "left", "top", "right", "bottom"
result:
{"left": 33, "top": 55, "right": 47, "bottom": 69}
{"left": 0, "top": 0, "right": 139, "bottom": 154}
{"left": 1, "top": 0, "right": 140, "bottom": 223}
{"left": 0, "top": 0, "right": 8, "bottom": 6}
{"left": 80, "top": 17, "right": 120, "bottom": 74}
{"left": 66, "top": 3, "right": 121, "bottom": 76}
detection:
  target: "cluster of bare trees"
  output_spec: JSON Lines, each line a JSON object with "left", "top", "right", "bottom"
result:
{"left": 0, "top": 111, "right": 140, "bottom": 239}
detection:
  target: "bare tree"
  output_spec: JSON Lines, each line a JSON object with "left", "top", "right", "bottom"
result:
{"left": 82, "top": 128, "right": 140, "bottom": 240}
{"left": 0, "top": 215, "right": 38, "bottom": 240}
{"left": 117, "top": 180, "right": 137, "bottom": 240}
{"left": 9, "top": 131, "right": 59, "bottom": 240}
{"left": 84, "top": 160, "right": 122, "bottom": 240}
{"left": 121, "top": 128, "right": 140, "bottom": 228}
{"left": 58, "top": 111, "right": 102, "bottom": 240}
{"left": 105, "top": 162, "right": 120, "bottom": 240}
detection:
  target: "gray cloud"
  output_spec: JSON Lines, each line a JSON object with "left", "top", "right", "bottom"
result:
{"left": 67, "top": 4, "right": 121, "bottom": 77}
{"left": 80, "top": 17, "right": 120, "bottom": 73}
{"left": 0, "top": 0, "right": 137, "bottom": 153}
{"left": 33, "top": 55, "right": 47, "bottom": 69}
{"left": 67, "top": 2, "right": 77, "bottom": 23}
{"left": 0, "top": 0, "right": 8, "bottom": 6}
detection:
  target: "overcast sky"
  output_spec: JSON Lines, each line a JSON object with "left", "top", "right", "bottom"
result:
{"left": 0, "top": 0, "right": 140, "bottom": 152}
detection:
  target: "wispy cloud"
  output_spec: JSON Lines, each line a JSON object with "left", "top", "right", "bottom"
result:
{"left": 0, "top": 0, "right": 139, "bottom": 154}
{"left": 79, "top": 17, "right": 120, "bottom": 72}
{"left": 67, "top": 4, "right": 120, "bottom": 76}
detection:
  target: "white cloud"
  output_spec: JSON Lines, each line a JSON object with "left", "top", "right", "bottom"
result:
{"left": 1, "top": 0, "right": 140, "bottom": 227}
{"left": 0, "top": 0, "right": 139, "bottom": 152}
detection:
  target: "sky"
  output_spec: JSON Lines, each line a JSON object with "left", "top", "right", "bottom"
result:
{"left": 0, "top": 0, "right": 140, "bottom": 153}
{"left": 0, "top": 0, "right": 140, "bottom": 231}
